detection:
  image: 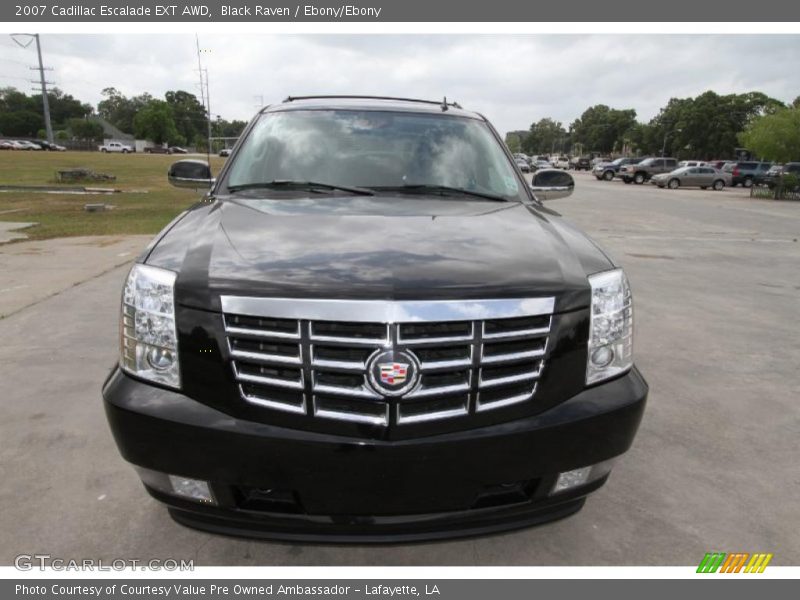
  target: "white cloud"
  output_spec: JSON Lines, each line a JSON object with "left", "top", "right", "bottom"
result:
{"left": 1, "top": 34, "right": 798, "bottom": 134}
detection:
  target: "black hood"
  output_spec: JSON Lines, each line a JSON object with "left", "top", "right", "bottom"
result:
{"left": 146, "top": 196, "right": 613, "bottom": 314}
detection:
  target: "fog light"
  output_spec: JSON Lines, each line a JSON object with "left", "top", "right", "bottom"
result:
{"left": 134, "top": 467, "right": 216, "bottom": 504}
{"left": 591, "top": 346, "right": 614, "bottom": 367}
{"left": 553, "top": 467, "right": 592, "bottom": 494}
{"left": 551, "top": 459, "right": 616, "bottom": 495}
{"left": 168, "top": 475, "right": 214, "bottom": 503}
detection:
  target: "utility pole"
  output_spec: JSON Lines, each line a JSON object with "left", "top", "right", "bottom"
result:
{"left": 203, "top": 68, "right": 212, "bottom": 155}
{"left": 194, "top": 34, "right": 210, "bottom": 165}
{"left": 11, "top": 33, "right": 54, "bottom": 143}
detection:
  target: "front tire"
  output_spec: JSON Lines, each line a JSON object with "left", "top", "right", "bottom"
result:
{"left": 743, "top": 177, "right": 753, "bottom": 188}
{"left": 634, "top": 173, "right": 646, "bottom": 185}
{"left": 668, "top": 178, "right": 680, "bottom": 189}
{"left": 713, "top": 180, "right": 725, "bottom": 191}
{"left": 603, "top": 170, "right": 614, "bottom": 181}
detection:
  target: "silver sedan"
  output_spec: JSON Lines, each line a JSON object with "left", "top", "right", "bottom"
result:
{"left": 651, "top": 166, "right": 732, "bottom": 190}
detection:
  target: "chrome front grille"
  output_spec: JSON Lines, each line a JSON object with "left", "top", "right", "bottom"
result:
{"left": 222, "top": 297, "right": 554, "bottom": 428}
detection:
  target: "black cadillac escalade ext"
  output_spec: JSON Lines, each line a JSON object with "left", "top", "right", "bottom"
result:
{"left": 103, "top": 96, "right": 647, "bottom": 542}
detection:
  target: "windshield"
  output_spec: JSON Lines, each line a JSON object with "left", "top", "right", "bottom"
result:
{"left": 224, "top": 109, "right": 525, "bottom": 201}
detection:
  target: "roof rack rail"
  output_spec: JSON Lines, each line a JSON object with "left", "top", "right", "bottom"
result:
{"left": 282, "top": 95, "right": 463, "bottom": 110}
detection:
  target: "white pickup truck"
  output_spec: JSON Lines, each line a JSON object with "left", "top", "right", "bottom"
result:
{"left": 98, "top": 141, "right": 133, "bottom": 153}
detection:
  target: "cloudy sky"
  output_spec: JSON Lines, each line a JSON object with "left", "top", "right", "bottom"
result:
{"left": 1, "top": 34, "right": 798, "bottom": 134}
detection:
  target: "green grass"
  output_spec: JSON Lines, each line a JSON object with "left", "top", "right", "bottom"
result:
{"left": 0, "top": 151, "right": 226, "bottom": 240}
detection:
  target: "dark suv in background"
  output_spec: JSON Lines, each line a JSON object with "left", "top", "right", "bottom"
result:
{"left": 572, "top": 156, "right": 592, "bottom": 171}
{"left": 593, "top": 157, "right": 645, "bottom": 181}
{"left": 103, "top": 95, "right": 647, "bottom": 542}
{"left": 618, "top": 157, "right": 679, "bottom": 184}
{"left": 758, "top": 162, "right": 800, "bottom": 190}
{"left": 724, "top": 161, "right": 772, "bottom": 188}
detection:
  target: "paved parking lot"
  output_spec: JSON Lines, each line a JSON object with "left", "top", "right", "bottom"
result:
{"left": 1, "top": 173, "right": 798, "bottom": 566}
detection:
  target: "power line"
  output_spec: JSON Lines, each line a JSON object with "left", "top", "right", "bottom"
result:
{"left": 0, "top": 57, "right": 33, "bottom": 68}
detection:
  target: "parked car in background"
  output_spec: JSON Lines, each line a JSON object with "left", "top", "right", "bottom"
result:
{"left": 760, "top": 162, "right": 800, "bottom": 189}
{"left": 618, "top": 157, "right": 679, "bottom": 184}
{"left": 572, "top": 157, "right": 592, "bottom": 171}
{"left": 678, "top": 160, "right": 707, "bottom": 168}
{"left": 169, "top": 147, "right": 189, "bottom": 154}
{"left": 219, "top": 148, "right": 232, "bottom": 157}
{"left": 755, "top": 164, "right": 782, "bottom": 187}
{"left": 706, "top": 160, "right": 729, "bottom": 170}
{"left": 723, "top": 161, "right": 772, "bottom": 188}
{"left": 15, "top": 140, "right": 43, "bottom": 151}
{"left": 591, "top": 156, "right": 611, "bottom": 168}
{"left": 650, "top": 166, "right": 731, "bottom": 190}
{"left": 593, "top": 157, "right": 644, "bottom": 181}
{"left": 99, "top": 141, "right": 134, "bottom": 153}
{"left": 3, "top": 140, "right": 26, "bottom": 150}
{"left": 30, "top": 140, "right": 66, "bottom": 151}
{"left": 515, "top": 157, "right": 531, "bottom": 173}
{"left": 552, "top": 155, "right": 570, "bottom": 169}
{"left": 532, "top": 159, "right": 552, "bottom": 171}
{"left": 144, "top": 145, "right": 170, "bottom": 154}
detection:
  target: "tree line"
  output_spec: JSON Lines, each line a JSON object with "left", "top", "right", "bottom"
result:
{"left": 506, "top": 90, "right": 800, "bottom": 163}
{"left": 0, "top": 86, "right": 247, "bottom": 148}
{"left": 0, "top": 87, "right": 96, "bottom": 140}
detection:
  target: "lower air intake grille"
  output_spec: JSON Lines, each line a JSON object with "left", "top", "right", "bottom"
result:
{"left": 222, "top": 297, "right": 554, "bottom": 428}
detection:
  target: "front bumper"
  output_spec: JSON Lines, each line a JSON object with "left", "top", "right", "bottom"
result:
{"left": 103, "top": 367, "right": 648, "bottom": 542}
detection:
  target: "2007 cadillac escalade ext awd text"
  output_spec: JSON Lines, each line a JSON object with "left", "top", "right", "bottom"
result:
{"left": 102, "top": 96, "right": 647, "bottom": 542}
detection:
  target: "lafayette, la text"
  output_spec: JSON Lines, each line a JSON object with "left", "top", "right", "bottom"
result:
{"left": 17, "top": 584, "right": 441, "bottom": 597}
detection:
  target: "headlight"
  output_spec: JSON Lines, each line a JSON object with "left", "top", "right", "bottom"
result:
{"left": 120, "top": 264, "right": 180, "bottom": 389}
{"left": 586, "top": 268, "right": 633, "bottom": 385}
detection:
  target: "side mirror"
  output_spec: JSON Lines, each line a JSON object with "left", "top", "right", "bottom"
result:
{"left": 168, "top": 160, "right": 214, "bottom": 190}
{"left": 530, "top": 168, "right": 574, "bottom": 201}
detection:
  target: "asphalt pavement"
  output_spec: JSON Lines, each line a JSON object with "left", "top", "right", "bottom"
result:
{"left": 1, "top": 173, "right": 798, "bottom": 566}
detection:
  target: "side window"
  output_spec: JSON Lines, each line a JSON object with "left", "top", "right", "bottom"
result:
{"left": 666, "top": 160, "right": 677, "bottom": 168}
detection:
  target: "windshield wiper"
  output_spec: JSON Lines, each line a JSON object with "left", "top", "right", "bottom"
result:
{"left": 227, "top": 180, "right": 374, "bottom": 196}
{"left": 371, "top": 184, "right": 510, "bottom": 202}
